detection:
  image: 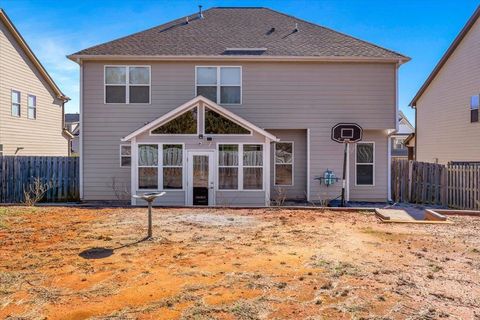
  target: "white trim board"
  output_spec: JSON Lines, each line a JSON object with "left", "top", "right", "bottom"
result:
{"left": 121, "top": 95, "right": 278, "bottom": 142}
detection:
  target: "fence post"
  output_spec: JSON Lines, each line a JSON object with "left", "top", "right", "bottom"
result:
{"left": 408, "top": 160, "right": 413, "bottom": 203}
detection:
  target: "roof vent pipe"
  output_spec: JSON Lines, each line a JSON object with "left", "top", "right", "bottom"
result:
{"left": 198, "top": 5, "right": 204, "bottom": 19}
{"left": 294, "top": 23, "right": 299, "bottom": 32}
{"left": 186, "top": 16, "right": 189, "bottom": 24}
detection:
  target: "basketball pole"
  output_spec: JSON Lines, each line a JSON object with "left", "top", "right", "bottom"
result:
{"left": 340, "top": 140, "right": 349, "bottom": 207}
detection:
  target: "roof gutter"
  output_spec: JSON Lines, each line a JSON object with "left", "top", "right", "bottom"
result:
{"left": 67, "top": 54, "right": 410, "bottom": 64}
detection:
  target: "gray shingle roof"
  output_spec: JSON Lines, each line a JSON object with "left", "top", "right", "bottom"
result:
{"left": 70, "top": 7, "right": 408, "bottom": 60}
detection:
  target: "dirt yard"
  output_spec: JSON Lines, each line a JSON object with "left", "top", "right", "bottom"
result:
{"left": 0, "top": 206, "right": 479, "bottom": 319}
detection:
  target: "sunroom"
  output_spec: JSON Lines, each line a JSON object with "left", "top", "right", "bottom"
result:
{"left": 121, "top": 96, "right": 278, "bottom": 206}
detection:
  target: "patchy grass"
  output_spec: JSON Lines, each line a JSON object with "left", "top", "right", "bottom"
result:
{"left": 0, "top": 207, "right": 479, "bottom": 319}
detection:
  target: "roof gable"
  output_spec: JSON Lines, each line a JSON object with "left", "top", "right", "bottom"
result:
{"left": 121, "top": 95, "right": 278, "bottom": 142}
{"left": 0, "top": 9, "right": 68, "bottom": 101}
{"left": 69, "top": 7, "right": 408, "bottom": 62}
{"left": 410, "top": 6, "right": 480, "bottom": 107}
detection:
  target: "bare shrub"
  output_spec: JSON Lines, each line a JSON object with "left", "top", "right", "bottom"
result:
{"left": 23, "top": 178, "right": 53, "bottom": 206}
{"left": 108, "top": 177, "right": 130, "bottom": 201}
{"left": 272, "top": 187, "right": 287, "bottom": 206}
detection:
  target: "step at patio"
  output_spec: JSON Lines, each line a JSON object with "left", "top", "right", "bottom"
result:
{"left": 375, "top": 208, "right": 451, "bottom": 224}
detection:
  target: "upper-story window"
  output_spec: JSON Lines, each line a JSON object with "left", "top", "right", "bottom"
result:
{"left": 105, "top": 66, "right": 150, "bottom": 104}
{"left": 196, "top": 66, "right": 241, "bottom": 104}
{"left": 11, "top": 90, "right": 20, "bottom": 117}
{"left": 28, "top": 95, "right": 37, "bottom": 119}
{"left": 470, "top": 95, "right": 479, "bottom": 123}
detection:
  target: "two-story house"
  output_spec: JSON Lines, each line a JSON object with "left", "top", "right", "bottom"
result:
{"left": 65, "top": 113, "right": 80, "bottom": 155}
{"left": 390, "top": 111, "right": 415, "bottom": 160}
{"left": 0, "top": 9, "right": 70, "bottom": 156}
{"left": 68, "top": 7, "right": 409, "bottom": 206}
{"left": 410, "top": 6, "right": 480, "bottom": 164}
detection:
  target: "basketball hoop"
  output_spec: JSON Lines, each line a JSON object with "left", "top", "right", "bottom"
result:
{"left": 331, "top": 123, "right": 363, "bottom": 207}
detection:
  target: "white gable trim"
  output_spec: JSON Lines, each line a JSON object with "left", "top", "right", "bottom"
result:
{"left": 121, "top": 95, "right": 278, "bottom": 142}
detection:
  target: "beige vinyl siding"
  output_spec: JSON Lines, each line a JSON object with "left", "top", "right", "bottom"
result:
{"left": 0, "top": 19, "right": 67, "bottom": 156}
{"left": 416, "top": 18, "right": 480, "bottom": 164}
{"left": 82, "top": 60, "right": 396, "bottom": 201}
{"left": 267, "top": 129, "right": 307, "bottom": 201}
{"left": 348, "top": 130, "right": 389, "bottom": 202}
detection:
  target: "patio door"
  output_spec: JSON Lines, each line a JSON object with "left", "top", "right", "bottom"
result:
{"left": 187, "top": 151, "right": 215, "bottom": 206}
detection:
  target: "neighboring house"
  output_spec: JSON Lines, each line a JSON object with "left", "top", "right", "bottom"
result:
{"left": 410, "top": 6, "right": 480, "bottom": 164}
{"left": 65, "top": 113, "right": 80, "bottom": 155}
{"left": 0, "top": 9, "right": 70, "bottom": 156}
{"left": 68, "top": 7, "right": 409, "bottom": 206}
{"left": 390, "top": 111, "right": 415, "bottom": 160}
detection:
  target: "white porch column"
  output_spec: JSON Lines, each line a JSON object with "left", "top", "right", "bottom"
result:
{"left": 131, "top": 137, "right": 138, "bottom": 205}
{"left": 264, "top": 137, "right": 271, "bottom": 206}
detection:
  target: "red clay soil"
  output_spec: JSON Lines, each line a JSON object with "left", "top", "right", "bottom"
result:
{"left": 0, "top": 206, "right": 479, "bottom": 319}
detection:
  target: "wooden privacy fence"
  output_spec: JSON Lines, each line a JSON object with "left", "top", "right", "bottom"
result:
{"left": 392, "top": 160, "right": 480, "bottom": 210}
{"left": 0, "top": 156, "right": 79, "bottom": 203}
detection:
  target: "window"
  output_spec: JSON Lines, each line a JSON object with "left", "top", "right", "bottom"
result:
{"left": 162, "top": 144, "right": 183, "bottom": 189}
{"left": 243, "top": 144, "right": 263, "bottom": 189}
{"left": 356, "top": 143, "right": 375, "bottom": 186}
{"left": 471, "top": 95, "right": 479, "bottom": 123}
{"left": 0, "top": 145, "right": 3, "bottom": 156}
{"left": 151, "top": 107, "right": 198, "bottom": 135}
{"left": 218, "top": 144, "right": 264, "bottom": 190}
{"left": 27, "top": 95, "right": 36, "bottom": 119}
{"left": 196, "top": 66, "right": 241, "bottom": 104}
{"left": 275, "top": 142, "right": 293, "bottom": 186}
{"left": 105, "top": 66, "right": 150, "bottom": 104}
{"left": 218, "top": 144, "right": 239, "bottom": 189}
{"left": 120, "top": 145, "right": 131, "bottom": 167}
{"left": 393, "top": 138, "right": 404, "bottom": 150}
{"left": 11, "top": 90, "right": 20, "bottom": 117}
{"left": 138, "top": 144, "right": 158, "bottom": 189}
{"left": 204, "top": 107, "right": 250, "bottom": 134}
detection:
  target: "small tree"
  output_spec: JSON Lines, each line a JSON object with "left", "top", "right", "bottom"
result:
{"left": 23, "top": 178, "right": 53, "bottom": 206}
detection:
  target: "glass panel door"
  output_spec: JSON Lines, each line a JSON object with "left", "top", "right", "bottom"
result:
{"left": 193, "top": 155, "right": 209, "bottom": 205}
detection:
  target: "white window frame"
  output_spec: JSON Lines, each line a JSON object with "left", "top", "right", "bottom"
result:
{"left": 104, "top": 65, "right": 151, "bottom": 105}
{"left": 137, "top": 143, "right": 185, "bottom": 191}
{"left": 11, "top": 90, "right": 21, "bottom": 117}
{"left": 161, "top": 143, "right": 184, "bottom": 190}
{"left": 195, "top": 66, "right": 242, "bottom": 105}
{"left": 216, "top": 143, "right": 265, "bottom": 191}
{"left": 243, "top": 144, "right": 264, "bottom": 190}
{"left": 119, "top": 144, "right": 131, "bottom": 167}
{"left": 149, "top": 105, "right": 200, "bottom": 136}
{"left": 274, "top": 141, "right": 294, "bottom": 186}
{"left": 355, "top": 142, "right": 375, "bottom": 187}
{"left": 27, "top": 94, "right": 36, "bottom": 120}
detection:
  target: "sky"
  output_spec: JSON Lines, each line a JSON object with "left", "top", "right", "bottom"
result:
{"left": 0, "top": 0, "right": 478, "bottom": 125}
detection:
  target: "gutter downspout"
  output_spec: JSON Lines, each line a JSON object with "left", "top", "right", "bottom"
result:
{"left": 78, "top": 59, "right": 84, "bottom": 200}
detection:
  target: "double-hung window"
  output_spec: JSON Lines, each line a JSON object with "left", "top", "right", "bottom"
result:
{"left": 275, "top": 142, "right": 294, "bottom": 186}
{"left": 471, "top": 95, "right": 479, "bottom": 123}
{"left": 243, "top": 144, "right": 263, "bottom": 189}
{"left": 11, "top": 90, "right": 20, "bottom": 117}
{"left": 28, "top": 95, "right": 36, "bottom": 119}
{"left": 218, "top": 144, "right": 263, "bottom": 190}
{"left": 218, "top": 144, "right": 239, "bottom": 189}
{"left": 356, "top": 142, "right": 375, "bottom": 186}
{"left": 105, "top": 66, "right": 150, "bottom": 104}
{"left": 0, "top": 145, "right": 3, "bottom": 156}
{"left": 120, "top": 145, "right": 131, "bottom": 167}
{"left": 196, "top": 66, "right": 241, "bottom": 104}
{"left": 138, "top": 145, "right": 158, "bottom": 189}
{"left": 137, "top": 144, "right": 184, "bottom": 190}
{"left": 162, "top": 144, "right": 183, "bottom": 189}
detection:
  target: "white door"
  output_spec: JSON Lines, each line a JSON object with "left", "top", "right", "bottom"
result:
{"left": 187, "top": 151, "right": 215, "bottom": 206}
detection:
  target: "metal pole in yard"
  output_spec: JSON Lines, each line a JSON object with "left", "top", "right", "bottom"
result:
{"left": 148, "top": 201, "right": 153, "bottom": 239}
{"left": 341, "top": 141, "right": 348, "bottom": 207}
